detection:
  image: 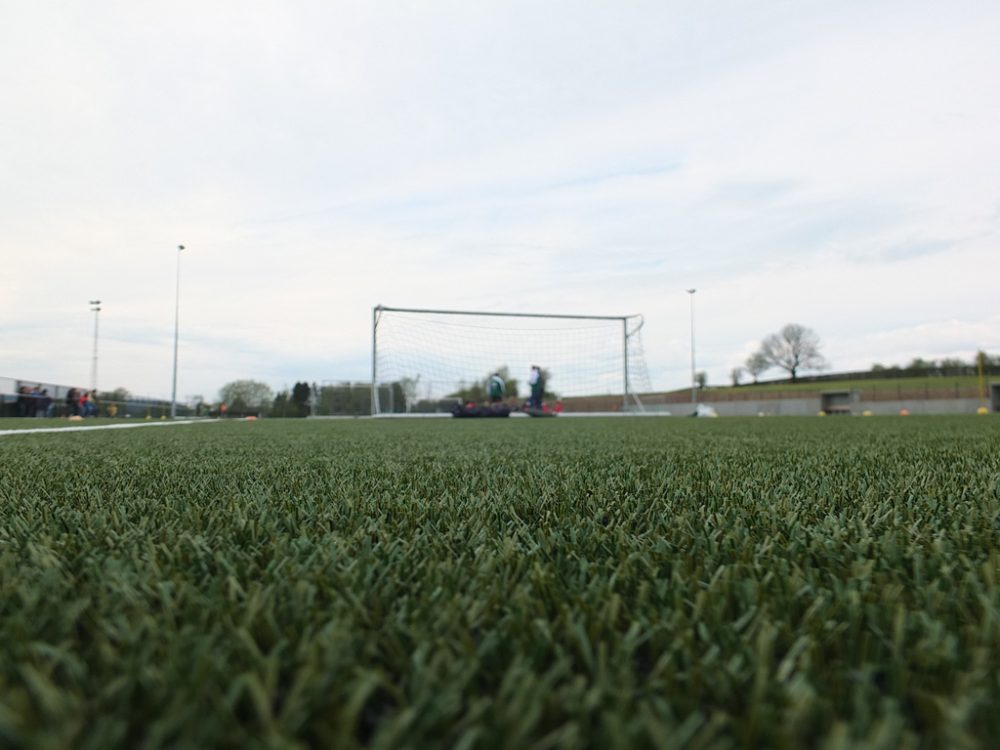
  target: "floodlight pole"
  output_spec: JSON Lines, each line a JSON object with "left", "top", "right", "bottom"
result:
{"left": 687, "top": 289, "right": 697, "bottom": 406}
{"left": 171, "top": 245, "right": 184, "bottom": 418}
{"left": 622, "top": 317, "right": 629, "bottom": 413}
{"left": 89, "top": 300, "right": 101, "bottom": 393}
{"left": 371, "top": 305, "right": 380, "bottom": 415}
{"left": 978, "top": 351, "right": 987, "bottom": 408}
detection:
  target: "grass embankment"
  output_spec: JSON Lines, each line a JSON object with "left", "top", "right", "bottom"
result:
{"left": 705, "top": 374, "right": 986, "bottom": 396}
{"left": 1, "top": 418, "right": 998, "bottom": 748}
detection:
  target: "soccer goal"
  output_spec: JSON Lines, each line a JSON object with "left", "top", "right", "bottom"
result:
{"left": 371, "top": 305, "right": 652, "bottom": 415}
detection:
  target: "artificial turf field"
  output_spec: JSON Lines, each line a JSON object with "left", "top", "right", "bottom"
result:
{"left": 0, "top": 416, "right": 997, "bottom": 749}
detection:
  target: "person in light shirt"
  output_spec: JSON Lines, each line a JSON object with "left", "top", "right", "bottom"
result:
{"left": 528, "top": 365, "right": 543, "bottom": 409}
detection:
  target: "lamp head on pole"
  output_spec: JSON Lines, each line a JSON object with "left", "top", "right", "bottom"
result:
{"left": 90, "top": 299, "right": 101, "bottom": 311}
{"left": 178, "top": 245, "right": 184, "bottom": 251}
{"left": 686, "top": 288, "right": 696, "bottom": 295}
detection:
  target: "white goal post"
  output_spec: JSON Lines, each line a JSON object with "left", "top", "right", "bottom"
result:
{"left": 370, "top": 305, "right": 651, "bottom": 415}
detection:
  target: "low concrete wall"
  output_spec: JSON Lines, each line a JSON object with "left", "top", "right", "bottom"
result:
{"left": 702, "top": 396, "right": 988, "bottom": 416}
{"left": 565, "top": 381, "right": 1000, "bottom": 415}
{"left": 707, "top": 398, "right": 817, "bottom": 417}
{"left": 855, "top": 398, "right": 985, "bottom": 415}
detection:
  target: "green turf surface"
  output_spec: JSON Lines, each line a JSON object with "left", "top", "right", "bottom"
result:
{"left": 1, "top": 417, "right": 997, "bottom": 748}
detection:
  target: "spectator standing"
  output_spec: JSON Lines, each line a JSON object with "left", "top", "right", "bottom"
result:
{"left": 38, "top": 389, "right": 52, "bottom": 417}
{"left": 528, "top": 365, "right": 544, "bottom": 410}
{"left": 487, "top": 372, "right": 506, "bottom": 404}
{"left": 16, "top": 386, "right": 29, "bottom": 417}
{"left": 66, "top": 387, "right": 80, "bottom": 417}
{"left": 29, "top": 386, "right": 42, "bottom": 417}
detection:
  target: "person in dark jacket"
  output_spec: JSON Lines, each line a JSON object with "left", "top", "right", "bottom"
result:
{"left": 528, "top": 365, "right": 544, "bottom": 409}
{"left": 66, "top": 388, "right": 80, "bottom": 417}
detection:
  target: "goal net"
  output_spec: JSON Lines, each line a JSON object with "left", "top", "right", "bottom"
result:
{"left": 371, "top": 306, "right": 652, "bottom": 414}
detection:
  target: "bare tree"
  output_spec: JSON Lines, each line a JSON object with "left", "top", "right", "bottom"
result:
{"left": 757, "top": 324, "right": 827, "bottom": 381}
{"left": 219, "top": 379, "right": 274, "bottom": 411}
{"left": 730, "top": 367, "right": 744, "bottom": 386}
{"left": 744, "top": 352, "right": 769, "bottom": 383}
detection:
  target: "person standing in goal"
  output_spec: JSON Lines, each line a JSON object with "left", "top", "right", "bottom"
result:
{"left": 528, "top": 365, "right": 544, "bottom": 409}
{"left": 488, "top": 372, "right": 506, "bottom": 404}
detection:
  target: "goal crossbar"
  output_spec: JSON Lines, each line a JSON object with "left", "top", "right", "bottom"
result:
{"left": 374, "top": 305, "right": 638, "bottom": 322}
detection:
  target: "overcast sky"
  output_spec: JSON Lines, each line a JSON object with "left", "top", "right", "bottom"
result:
{"left": 2, "top": 1, "right": 998, "bottom": 401}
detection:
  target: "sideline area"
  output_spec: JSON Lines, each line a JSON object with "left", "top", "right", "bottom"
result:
{"left": 0, "top": 419, "right": 220, "bottom": 437}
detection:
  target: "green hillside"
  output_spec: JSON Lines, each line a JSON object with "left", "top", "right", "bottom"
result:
{"left": 703, "top": 373, "right": 987, "bottom": 396}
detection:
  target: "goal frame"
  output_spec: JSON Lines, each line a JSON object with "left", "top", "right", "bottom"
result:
{"left": 370, "top": 305, "right": 645, "bottom": 415}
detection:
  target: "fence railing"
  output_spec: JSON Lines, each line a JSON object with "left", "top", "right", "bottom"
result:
{"left": 0, "top": 397, "right": 202, "bottom": 419}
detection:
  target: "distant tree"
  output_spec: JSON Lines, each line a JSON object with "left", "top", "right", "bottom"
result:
{"left": 99, "top": 387, "right": 131, "bottom": 403}
{"left": 745, "top": 352, "right": 770, "bottom": 383}
{"left": 938, "top": 358, "right": 966, "bottom": 375}
{"left": 291, "top": 381, "right": 311, "bottom": 417}
{"left": 538, "top": 367, "right": 556, "bottom": 401}
{"left": 870, "top": 363, "right": 885, "bottom": 372}
{"left": 187, "top": 394, "right": 206, "bottom": 416}
{"left": 219, "top": 380, "right": 273, "bottom": 413}
{"left": 756, "top": 324, "right": 827, "bottom": 381}
{"left": 316, "top": 382, "right": 371, "bottom": 415}
{"left": 377, "top": 381, "right": 406, "bottom": 413}
{"left": 976, "top": 351, "right": 999, "bottom": 369}
{"left": 907, "top": 357, "right": 935, "bottom": 371}
{"left": 449, "top": 379, "right": 487, "bottom": 404}
{"left": 695, "top": 371, "right": 708, "bottom": 389}
{"left": 271, "top": 390, "right": 291, "bottom": 417}
{"left": 730, "top": 367, "right": 743, "bottom": 386}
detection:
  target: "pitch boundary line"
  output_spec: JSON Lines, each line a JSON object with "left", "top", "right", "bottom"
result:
{"left": 365, "top": 411, "right": 672, "bottom": 419}
{"left": 0, "top": 419, "right": 222, "bottom": 437}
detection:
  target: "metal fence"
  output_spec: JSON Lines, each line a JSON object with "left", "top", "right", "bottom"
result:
{"left": 0, "top": 377, "right": 197, "bottom": 419}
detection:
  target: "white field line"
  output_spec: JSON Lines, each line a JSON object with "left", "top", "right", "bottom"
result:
{"left": 364, "top": 411, "right": 673, "bottom": 418}
{"left": 0, "top": 419, "right": 222, "bottom": 437}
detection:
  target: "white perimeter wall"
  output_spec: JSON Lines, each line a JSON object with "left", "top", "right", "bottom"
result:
{"left": 701, "top": 397, "right": 990, "bottom": 417}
